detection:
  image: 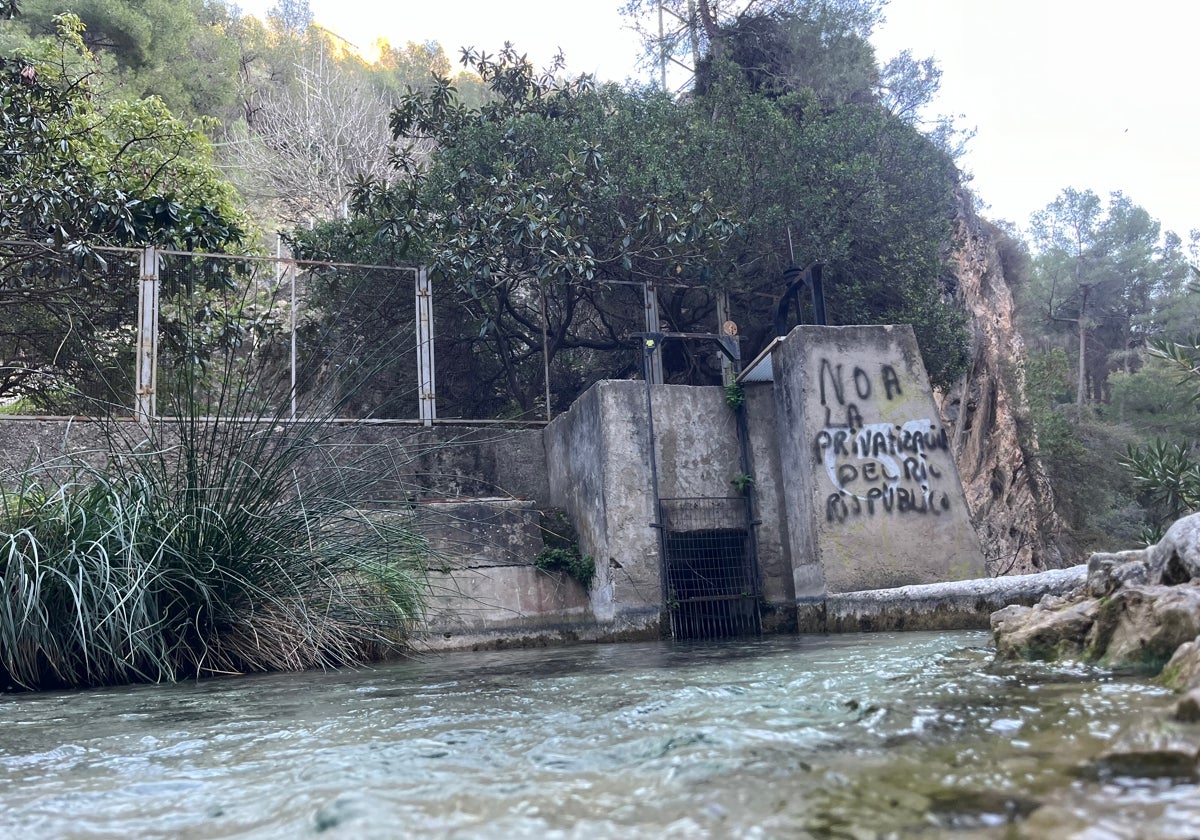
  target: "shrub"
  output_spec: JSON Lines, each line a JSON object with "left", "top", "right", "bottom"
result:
{"left": 536, "top": 509, "right": 594, "bottom": 588}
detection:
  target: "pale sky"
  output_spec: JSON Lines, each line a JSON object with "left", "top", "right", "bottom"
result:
{"left": 235, "top": 0, "right": 1200, "bottom": 242}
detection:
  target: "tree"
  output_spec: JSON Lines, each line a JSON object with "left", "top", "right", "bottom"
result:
{"left": 295, "top": 28, "right": 969, "bottom": 417}
{"left": 1027, "top": 189, "right": 1189, "bottom": 406}
{"left": 0, "top": 13, "right": 247, "bottom": 405}
{"left": 693, "top": 9, "right": 878, "bottom": 106}
{"left": 1121, "top": 326, "right": 1200, "bottom": 538}
{"left": 13, "top": 0, "right": 243, "bottom": 119}
{"left": 224, "top": 40, "right": 397, "bottom": 225}
{"left": 266, "top": 0, "right": 311, "bottom": 36}
{"left": 621, "top": 0, "right": 886, "bottom": 87}
{"left": 297, "top": 47, "right": 738, "bottom": 416}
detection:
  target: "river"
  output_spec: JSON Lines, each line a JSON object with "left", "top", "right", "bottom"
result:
{"left": 2, "top": 631, "right": 1197, "bottom": 838}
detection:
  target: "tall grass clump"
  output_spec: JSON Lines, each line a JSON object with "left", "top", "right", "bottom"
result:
{"left": 0, "top": 254, "right": 431, "bottom": 690}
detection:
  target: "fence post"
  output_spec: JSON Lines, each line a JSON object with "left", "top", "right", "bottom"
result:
{"left": 282, "top": 241, "right": 297, "bottom": 420}
{"left": 416, "top": 266, "right": 437, "bottom": 426}
{"left": 135, "top": 246, "right": 159, "bottom": 425}
{"left": 643, "top": 281, "right": 664, "bottom": 384}
{"left": 716, "top": 291, "right": 734, "bottom": 384}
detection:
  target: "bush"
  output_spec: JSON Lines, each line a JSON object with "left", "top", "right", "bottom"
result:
{"left": 535, "top": 509, "right": 594, "bottom": 588}
{"left": 0, "top": 416, "right": 429, "bottom": 691}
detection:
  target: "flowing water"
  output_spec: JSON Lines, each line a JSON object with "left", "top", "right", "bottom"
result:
{"left": 2, "top": 631, "right": 1198, "bottom": 839}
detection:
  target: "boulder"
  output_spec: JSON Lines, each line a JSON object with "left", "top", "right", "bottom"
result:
{"left": 1173, "top": 687, "right": 1200, "bottom": 723}
{"left": 992, "top": 513, "right": 1200, "bottom": 672}
{"left": 991, "top": 597, "right": 1100, "bottom": 661}
{"left": 1162, "top": 636, "right": 1200, "bottom": 692}
{"left": 1088, "top": 722, "right": 1200, "bottom": 780}
{"left": 1086, "top": 549, "right": 1150, "bottom": 598}
{"left": 1087, "top": 584, "right": 1200, "bottom": 672}
{"left": 1148, "top": 512, "right": 1200, "bottom": 585}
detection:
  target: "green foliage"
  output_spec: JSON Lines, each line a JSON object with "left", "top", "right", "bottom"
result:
{"left": 302, "top": 20, "right": 969, "bottom": 416}
{"left": 534, "top": 545, "right": 595, "bottom": 589}
{"left": 731, "top": 472, "right": 755, "bottom": 494}
{"left": 13, "top": 0, "right": 243, "bottom": 119}
{"left": 0, "top": 14, "right": 247, "bottom": 405}
{"left": 1110, "top": 358, "right": 1200, "bottom": 439}
{"left": 724, "top": 380, "right": 745, "bottom": 410}
{"left": 694, "top": 10, "right": 877, "bottom": 106}
{"left": 1025, "top": 350, "right": 1145, "bottom": 549}
{"left": 536, "top": 508, "right": 593, "bottom": 588}
{"left": 1121, "top": 440, "right": 1200, "bottom": 535}
{"left": 0, "top": 14, "right": 246, "bottom": 247}
{"left": 1023, "top": 188, "right": 1190, "bottom": 405}
{"left": 1118, "top": 331, "right": 1200, "bottom": 538}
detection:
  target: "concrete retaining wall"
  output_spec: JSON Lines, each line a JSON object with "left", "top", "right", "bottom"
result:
{"left": 413, "top": 499, "right": 599, "bottom": 651}
{"left": 0, "top": 322, "right": 1014, "bottom": 648}
{"left": 773, "top": 325, "right": 987, "bottom": 596}
{"left": 0, "top": 418, "right": 549, "bottom": 504}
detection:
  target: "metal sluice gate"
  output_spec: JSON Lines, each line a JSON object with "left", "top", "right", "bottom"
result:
{"left": 659, "top": 497, "right": 762, "bottom": 640}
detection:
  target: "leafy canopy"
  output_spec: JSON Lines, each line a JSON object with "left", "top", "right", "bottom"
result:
{"left": 294, "top": 8, "right": 969, "bottom": 417}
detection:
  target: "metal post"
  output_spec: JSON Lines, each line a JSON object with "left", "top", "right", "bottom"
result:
{"left": 135, "top": 246, "right": 159, "bottom": 425}
{"left": 540, "top": 285, "right": 553, "bottom": 422}
{"left": 641, "top": 333, "right": 670, "bottom": 636}
{"left": 416, "top": 267, "right": 437, "bottom": 426}
{"left": 810, "top": 264, "right": 827, "bottom": 326}
{"left": 657, "top": 0, "right": 667, "bottom": 90}
{"left": 279, "top": 238, "right": 298, "bottom": 420}
{"left": 716, "top": 291, "right": 734, "bottom": 384}
{"left": 643, "top": 282, "right": 664, "bottom": 384}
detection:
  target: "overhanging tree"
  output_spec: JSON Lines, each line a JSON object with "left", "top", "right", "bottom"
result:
{"left": 296, "top": 9, "right": 969, "bottom": 417}
{"left": 0, "top": 13, "right": 247, "bottom": 406}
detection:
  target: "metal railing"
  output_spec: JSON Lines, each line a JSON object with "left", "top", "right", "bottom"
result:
{"left": 0, "top": 240, "right": 776, "bottom": 426}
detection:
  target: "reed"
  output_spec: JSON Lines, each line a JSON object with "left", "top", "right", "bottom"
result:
{"left": 0, "top": 256, "right": 429, "bottom": 690}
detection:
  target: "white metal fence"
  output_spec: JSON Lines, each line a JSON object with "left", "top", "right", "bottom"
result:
{"left": 0, "top": 242, "right": 437, "bottom": 424}
{"left": 1, "top": 241, "right": 759, "bottom": 425}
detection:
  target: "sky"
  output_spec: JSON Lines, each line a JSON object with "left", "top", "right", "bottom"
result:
{"left": 233, "top": 0, "right": 1199, "bottom": 242}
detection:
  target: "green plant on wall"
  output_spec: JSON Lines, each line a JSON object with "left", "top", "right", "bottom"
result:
{"left": 535, "top": 546, "right": 596, "bottom": 588}
{"left": 731, "top": 472, "right": 755, "bottom": 495}
{"left": 536, "top": 509, "right": 595, "bottom": 588}
{"left": 724, "top": 381, "right": 745, "bottom": 411}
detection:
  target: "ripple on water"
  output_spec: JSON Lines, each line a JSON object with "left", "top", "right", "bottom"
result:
{"left": 2, "top": 631, "right": 1199, "bottom": 838}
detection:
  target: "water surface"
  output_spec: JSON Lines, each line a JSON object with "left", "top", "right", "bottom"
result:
{"left": 1, "top": 631, "right": 1196, "bottom": 838}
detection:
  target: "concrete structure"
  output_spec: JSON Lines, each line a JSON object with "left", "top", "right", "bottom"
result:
{"left": 770, "top": 325, "right": 986, "bottom": 603}
{"left": 415, "top": 499, "right": 597, "bottom": 650}
{"left": 542, "top": 324, "right": 986, "bottom": 641}
{"left": 0, "top": 325, "right": 992, "bottom": 647}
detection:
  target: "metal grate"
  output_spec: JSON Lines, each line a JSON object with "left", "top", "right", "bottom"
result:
{"left": 660, "top": 497, "right": 761, "bottom": 640}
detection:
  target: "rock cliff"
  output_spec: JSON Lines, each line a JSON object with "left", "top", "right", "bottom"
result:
{"left": 938, "top": 190, "right": 1065, "bottom": 575}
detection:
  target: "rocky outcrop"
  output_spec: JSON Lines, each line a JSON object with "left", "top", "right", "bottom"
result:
{"left": 993, "top": 512, "right": 1200, "bottom": 674}
{"left": 939, "top": 192, "right": 1064, "bottom": 575}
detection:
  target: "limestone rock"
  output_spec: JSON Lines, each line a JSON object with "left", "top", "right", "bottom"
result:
{"left": 1088, "top": 584, "right": 1200, "bottom": 672}
{"left": 1086, "top": 549, "right": 1150, "bottom": 598}
{"left": 1163, "top": 637, "right": 1200, "bottom": 692}
{"left": 1089, "top": 723, "right": 1200, "bottom": 779}
{"left": 936, "top": 194, "right": 1063, "bottom": 576}
{"left": 991, "top": 596, "right": 1099, "bottom": 661}
{"left": 1173, "top": 687, "right": 1200, "bottom": 723}
{"left": 1148, "top": 512, "right": 1200, "bottom": 585}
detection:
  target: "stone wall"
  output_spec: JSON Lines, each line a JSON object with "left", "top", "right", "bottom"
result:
{"left": 0, "top": 418, "right": 549, "bottom": 504}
